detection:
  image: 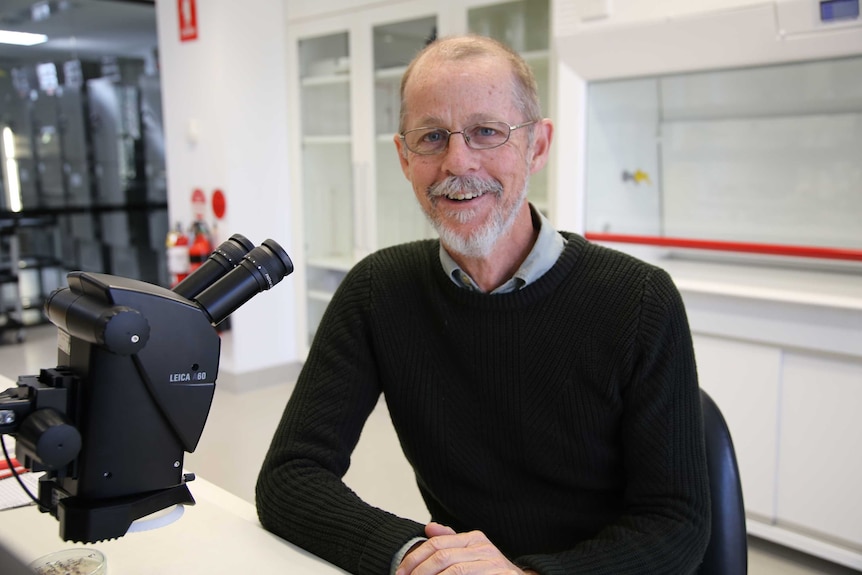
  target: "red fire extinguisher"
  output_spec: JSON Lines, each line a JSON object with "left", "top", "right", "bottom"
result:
{"left": 166, "top": 222, "right": 191, "bottom": 286}
{"left": 188, "top": 219, "right": 213, "bottom": 274}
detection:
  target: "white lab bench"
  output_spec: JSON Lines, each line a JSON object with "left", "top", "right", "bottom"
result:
{"left": 0, "top": 475, "right": 346, "bottom": 574}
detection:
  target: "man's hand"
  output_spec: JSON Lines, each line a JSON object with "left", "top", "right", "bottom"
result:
{"left": 396, "top": 522, "right": 538, "bottom": 575}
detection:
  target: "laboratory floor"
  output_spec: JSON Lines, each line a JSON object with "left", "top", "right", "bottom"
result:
{"left": 1, "top": 324, "right": 858, "bottom": 574}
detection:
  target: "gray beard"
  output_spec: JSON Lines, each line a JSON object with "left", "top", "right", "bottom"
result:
{"left": 424, "top": 175, "right": 529, "bottom": 259}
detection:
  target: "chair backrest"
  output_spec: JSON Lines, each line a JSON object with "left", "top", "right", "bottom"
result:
{"left": 699, "top": 389, "right": 748, "bottom": 575}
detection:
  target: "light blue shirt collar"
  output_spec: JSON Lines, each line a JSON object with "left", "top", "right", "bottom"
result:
{"left": 440, "top": 204, "right": 566, "bottom": 294}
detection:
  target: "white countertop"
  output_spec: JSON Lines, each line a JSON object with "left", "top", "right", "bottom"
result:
{"left": 659, "top": 258, "right": 862, "bottom": 311}
{"left": 599, "top": 243, "right": 862, "bottom": 311}
{"left": 0, "top": 476, "right": 346, "bottom": 574}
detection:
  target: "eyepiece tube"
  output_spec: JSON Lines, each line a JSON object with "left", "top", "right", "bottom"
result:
{"left": 194, "top": 239, "right": 294, "bottom": 326}
{"left": 173, "top": 234, "right": 255, "bottom": 300}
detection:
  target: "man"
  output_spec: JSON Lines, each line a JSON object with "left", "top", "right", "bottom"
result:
{"left": 257, "top": 35, "right": 710, "bottom": 574}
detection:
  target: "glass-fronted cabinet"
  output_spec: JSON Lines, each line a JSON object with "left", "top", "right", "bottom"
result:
{"left": 289, "top": 0, "right": 553, "bottom": 350}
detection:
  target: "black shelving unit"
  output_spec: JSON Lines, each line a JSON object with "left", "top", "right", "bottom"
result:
{"left": 0, "top": 216, "right": 26, "bottom": 343}
{"left": 0, "top": 213, "right": 65, "bottom": 343}
{"left": 0, "top": 58, "right": 170, "bottom": 346}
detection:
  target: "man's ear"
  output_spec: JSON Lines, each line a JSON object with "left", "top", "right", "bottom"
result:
{"left": 528, "top": 119, "right": 554, "bottom": 175}
{"left": 394, "top": 133, "right": 411, "bottom": 179}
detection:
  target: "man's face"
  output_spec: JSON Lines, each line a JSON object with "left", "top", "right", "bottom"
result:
{"left": 395, "top": 55, "right": 540, "bottom": 258}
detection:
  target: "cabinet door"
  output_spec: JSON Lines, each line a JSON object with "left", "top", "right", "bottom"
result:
{"left": 693, "top": 333, "right": 781, "bottom": 523}
{"left": 777, "top": 352, "right": 862, "bottom": 549}
{"left": 299, "top": 32, "right": 353, "bottom": 264}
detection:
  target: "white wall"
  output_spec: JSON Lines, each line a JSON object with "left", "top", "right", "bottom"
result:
{"left": 156, "top": 0, "right": 299, "bottom": 373}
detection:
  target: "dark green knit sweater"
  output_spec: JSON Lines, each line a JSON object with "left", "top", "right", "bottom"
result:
{"left": 256, "top": 233, "right": 710, "bottom": 574}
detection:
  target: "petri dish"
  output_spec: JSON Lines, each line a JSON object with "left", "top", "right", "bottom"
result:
{"left": 29, "top": 548, "right": 106, "bottom": 575}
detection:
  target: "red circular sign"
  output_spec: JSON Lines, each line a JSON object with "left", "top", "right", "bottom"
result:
{"left": 212, "top": 189, "right": 226, "bottom": 220}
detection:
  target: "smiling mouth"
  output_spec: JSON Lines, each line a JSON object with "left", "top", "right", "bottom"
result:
{"left": 444, "top": 190, "right": 483, "bottom": 201}
{"left": 428, "top": 175, "right": 504, "bottom": 204}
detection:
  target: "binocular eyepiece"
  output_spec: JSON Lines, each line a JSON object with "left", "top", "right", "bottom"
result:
{"left": 176, "top": 234, "right": 294, "bottom": 326}
{"left": 173, "top": 234, "right": 256, "bottom": 300}
{"left": 42, "top": 235, "right": 294, "bottom": 354}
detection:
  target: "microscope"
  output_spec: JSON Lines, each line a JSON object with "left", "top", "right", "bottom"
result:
{"left": 0, "top": 234, "right": 293, "bottom": 544}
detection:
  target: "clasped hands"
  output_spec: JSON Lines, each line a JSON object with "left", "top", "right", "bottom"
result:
{"left": 396, "top": 522, "right": 538, "bottom": 575}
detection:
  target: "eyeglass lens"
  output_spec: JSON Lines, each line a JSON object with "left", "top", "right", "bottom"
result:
{"left": 404, "top": 122, "right": 513, "bottom": 155}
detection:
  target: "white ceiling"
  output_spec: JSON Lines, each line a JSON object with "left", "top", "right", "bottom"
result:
{"left": 0, "top": 0, "right": 157, "bottom": 65}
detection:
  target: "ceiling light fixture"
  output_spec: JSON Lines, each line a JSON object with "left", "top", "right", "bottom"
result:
{"left": 0, "top": 30, "right": 49, "bottom": 46}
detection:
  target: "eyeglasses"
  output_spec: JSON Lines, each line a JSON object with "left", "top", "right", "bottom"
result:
{"left": 399, "top": 120, "right": 538, "bottom": 156}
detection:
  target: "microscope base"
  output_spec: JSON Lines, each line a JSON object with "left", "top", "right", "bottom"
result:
{"left": 39, "top": 477, "right": 196, "bottom": 543}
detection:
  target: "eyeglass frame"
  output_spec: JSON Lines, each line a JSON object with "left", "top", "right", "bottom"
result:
{"left": 398, "top": 119, "right": 539, "bottom": 156}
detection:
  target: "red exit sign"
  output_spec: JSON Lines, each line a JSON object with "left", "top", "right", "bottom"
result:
{"left": 179, "top": 0, "right": 198, "bottom": 42}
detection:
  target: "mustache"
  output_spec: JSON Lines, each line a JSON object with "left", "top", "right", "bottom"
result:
{"left": 427, "top": 175, "right": 504, "bottom": 198}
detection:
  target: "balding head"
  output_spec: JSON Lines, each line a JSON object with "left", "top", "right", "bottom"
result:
{"left": 398, "top": 35, "right": 541, "bottom": 134}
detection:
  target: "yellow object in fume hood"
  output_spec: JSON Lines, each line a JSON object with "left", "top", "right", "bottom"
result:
{"left": 622, "top": 169, "right": 652, "bottom": 185}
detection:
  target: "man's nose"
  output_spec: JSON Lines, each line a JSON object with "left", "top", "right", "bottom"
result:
{"left": 441, "top": 131, "right": 479, "bottom": 175}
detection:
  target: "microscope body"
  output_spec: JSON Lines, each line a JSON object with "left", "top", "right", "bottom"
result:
{"left": 51, "top": 272, "right": 219, "bottom": 500}
{"left": 0, "top": 235, "right": 293, "bottom": 543}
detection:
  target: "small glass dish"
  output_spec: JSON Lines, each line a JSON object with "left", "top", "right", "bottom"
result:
{"left": 28, "top": 548, "right": 106, "bottom": 575}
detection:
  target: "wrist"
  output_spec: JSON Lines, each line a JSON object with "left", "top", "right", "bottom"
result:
{"left": 402, "top": 540, "right": 424, "bottom": 560}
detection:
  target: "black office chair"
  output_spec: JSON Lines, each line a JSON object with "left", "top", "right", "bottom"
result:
{"left": 699, "top": 389, "right": 748, "bottom": 574}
